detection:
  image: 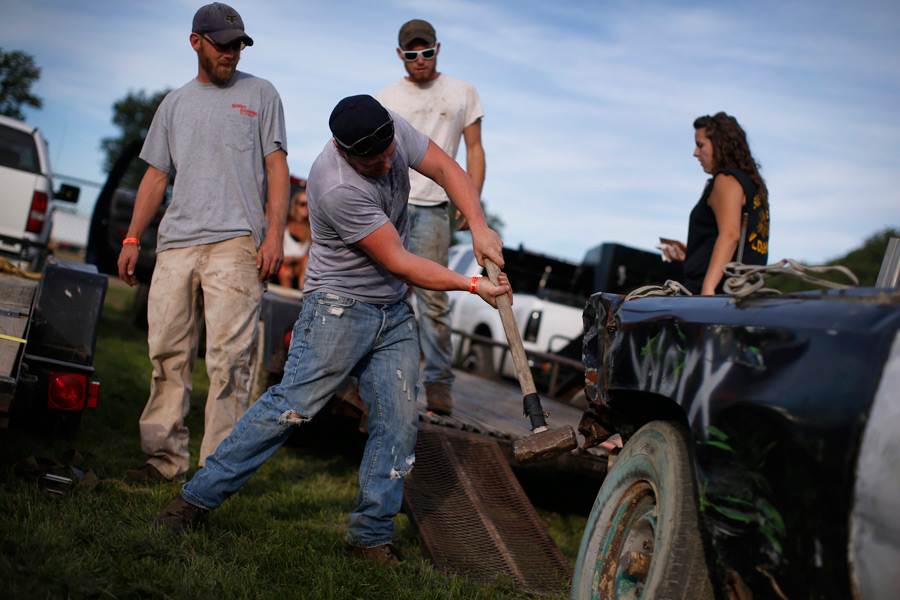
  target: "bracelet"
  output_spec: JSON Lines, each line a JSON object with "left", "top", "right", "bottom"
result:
{"left": 469, "top": 275, "right": 480, "bottom": 294}
{"left": 123, "top": 237, "right": 141, "bottom": 250}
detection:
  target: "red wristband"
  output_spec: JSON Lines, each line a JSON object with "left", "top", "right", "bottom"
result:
{"left": 469, "top": 275, "right": 480, "bottom": 294}
{"left": 123, "top": 237, "right": 141, "bottom": 249}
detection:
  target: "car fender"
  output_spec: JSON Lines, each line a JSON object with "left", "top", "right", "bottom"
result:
{"left": 582, "top": 289, "right": 900, "bottom": 598}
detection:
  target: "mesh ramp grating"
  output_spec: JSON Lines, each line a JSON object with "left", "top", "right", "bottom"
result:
{"left": 403, "top": 423, "right": 573, "bottom": 596}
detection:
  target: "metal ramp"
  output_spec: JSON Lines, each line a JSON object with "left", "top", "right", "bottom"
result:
{"left": 403, "top": 423, "right": 573, "bottom": 596}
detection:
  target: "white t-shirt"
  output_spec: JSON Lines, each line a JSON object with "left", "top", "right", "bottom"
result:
{"left": 375, "top": 74, "right": 483, "bottom": 207}
{"left": 282, "top": 229, "right": 310, "bottom": 259}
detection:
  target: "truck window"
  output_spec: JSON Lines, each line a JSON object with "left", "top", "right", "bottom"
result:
{"left": 452, "top": 249, "right": 477, "bottom": 275}
{"left": 0, "top": 125, "right": 39, "bottom": 174}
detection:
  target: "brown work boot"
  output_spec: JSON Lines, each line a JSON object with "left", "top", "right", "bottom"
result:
{"left": 152, "top": 496, "right": 209, "bottom": 534}
{"left": 342, "top": 543, "right": 403, "bottom": 565}
{"left": 425, "top": 383, "right": 453, "bottom": 416}
{"left": 126, "top": 463, "right": 173, "bottom": 483}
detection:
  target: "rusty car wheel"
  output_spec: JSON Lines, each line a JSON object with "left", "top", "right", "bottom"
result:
{"left": 571, "top": 420, "right": 714, "bottom": 600}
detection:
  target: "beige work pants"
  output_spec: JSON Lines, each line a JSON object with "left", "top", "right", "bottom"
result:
{"left": 139, "top": 236, "right": 264, "bottom": 479}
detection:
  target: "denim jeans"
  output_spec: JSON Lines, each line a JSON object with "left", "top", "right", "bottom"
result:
{"left": 408, "top": 204, "right": 455, "bottom": 388}
{"left": 181, "top": 292, "right": 420, "bottom": 548}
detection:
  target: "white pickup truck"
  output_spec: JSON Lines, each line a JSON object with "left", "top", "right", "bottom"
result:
{"left": 445, "top": 244, "right": 590, "bottom": 399}
{"left": 445, "top": 242, "right": 682, "bottom": 400}
{"left": 0, "top": 114, "right": 80, "bottom": 270}
{"left": 1, "top": 114, "right": 107, "bottom": 434}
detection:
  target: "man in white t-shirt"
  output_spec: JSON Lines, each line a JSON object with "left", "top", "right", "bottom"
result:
{"left": 375, "top": 19, "right": 485, "bottom": 416}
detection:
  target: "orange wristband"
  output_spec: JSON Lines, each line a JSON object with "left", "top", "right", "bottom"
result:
{"left": 123, "top": 237, "right": 141, "bottom": 249}
{"left": 469, "top": 275, "right": 480, "bottom": 294}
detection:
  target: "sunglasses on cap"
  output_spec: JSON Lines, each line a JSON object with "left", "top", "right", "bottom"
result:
{"left": 201, "top": 33, "right": 246, "bottom": 52}
{"left": 400, "top": 47, "right": 437, "bottom": 62}
{"left": 336, "top": 117, "right": 395, "bottom": 156}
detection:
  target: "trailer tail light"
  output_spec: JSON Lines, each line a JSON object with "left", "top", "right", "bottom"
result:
{"left": 524, "top": 310, "right": 543, "bottom": 343}
{"left": 86, "top": 381, "right": 100, "bottom": 409}
{"left": 47, "top": 373, "right": 87, "bottom": 411}
{"left": 26, "top": 191, "right": 50, "bottom": 233}
{"left": 283, "top": 329, "right": 292, "bottom": 350}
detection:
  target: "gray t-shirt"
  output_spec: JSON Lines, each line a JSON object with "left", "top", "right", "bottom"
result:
{"left": 141, "top": 71, "right": 287, "bottom": 252}
{"left": 304, "top": 111, "right": 429, "bottom": 304}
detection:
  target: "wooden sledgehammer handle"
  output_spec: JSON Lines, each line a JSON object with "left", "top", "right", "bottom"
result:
{"left": 484, "top": 257, "right": 579, "bottom": 464}
{"left": 483, "top": 258, "right": 537, "bottom": 400}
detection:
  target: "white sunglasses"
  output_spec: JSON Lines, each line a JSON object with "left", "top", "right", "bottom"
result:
{"left": 400, "top": 47, "right": 437, "bottom": 62}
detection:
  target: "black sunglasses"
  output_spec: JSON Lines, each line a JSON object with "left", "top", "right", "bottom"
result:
{"left": 336, "top": 118, "right": 395, "bottom": 156}
{"left": 201, "top": 33, "right": 245, "bottom": 52}
{"left": 400, "top": 47, "right": 437, "bottom": 62}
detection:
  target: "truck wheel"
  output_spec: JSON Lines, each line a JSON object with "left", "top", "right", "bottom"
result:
{"left": 461, "top": 342, "right": 495, "bottom": 377}
{"left": 571, "top": 420, "right": 714, "bottom": 600}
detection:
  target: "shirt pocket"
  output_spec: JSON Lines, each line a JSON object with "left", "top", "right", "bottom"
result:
{"left": 224, "top": 115, "right": 255, "bottom": 152}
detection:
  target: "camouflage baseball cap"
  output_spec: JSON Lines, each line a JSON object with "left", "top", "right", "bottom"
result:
{"left": 398, "top": 19, "right": 435, "bottom": 49}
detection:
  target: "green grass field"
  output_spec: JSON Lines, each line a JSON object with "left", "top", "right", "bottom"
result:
{"left": 0, "top": 282, "right": 590, "bottom": 599}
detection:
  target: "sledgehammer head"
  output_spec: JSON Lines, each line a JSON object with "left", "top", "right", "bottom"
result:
{"left": 513, "top": 425, "right": 579, "bottom": 464}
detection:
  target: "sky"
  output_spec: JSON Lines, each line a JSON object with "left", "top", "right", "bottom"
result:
{"left": 3, "top": 0, "right": 899, "bottom": 265}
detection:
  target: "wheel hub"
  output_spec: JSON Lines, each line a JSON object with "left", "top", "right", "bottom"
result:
{"left": 594, "top": 481, "right": 657, "bottom": 599}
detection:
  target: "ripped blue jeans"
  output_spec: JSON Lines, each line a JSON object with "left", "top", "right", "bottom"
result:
{"left": 181, "top": 292, "right": 420, "bottom": 548}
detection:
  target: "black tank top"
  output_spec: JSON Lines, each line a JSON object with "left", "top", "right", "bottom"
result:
{"left": 683, "top": 168, "right": 769, "bottom": 294}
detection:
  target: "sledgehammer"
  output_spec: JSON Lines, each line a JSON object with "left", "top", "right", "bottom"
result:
{"left": 483, "top": 258, "right": 578, "bottom": 464}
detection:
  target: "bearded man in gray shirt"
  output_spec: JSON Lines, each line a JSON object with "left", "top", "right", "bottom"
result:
{"left": 118, "top": 3, "right": 290, "bottom": 484}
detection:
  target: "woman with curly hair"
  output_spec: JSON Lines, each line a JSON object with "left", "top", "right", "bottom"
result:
{"left": 663, "top": 112, "right": 770, "bottom": 294}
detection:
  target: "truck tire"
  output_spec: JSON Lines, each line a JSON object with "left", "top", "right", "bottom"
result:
{"left": 461, "top": 342, "right": 495, "bottom": 377}
{"left": 571, "top": 420, "right": 714, "bottom": 600}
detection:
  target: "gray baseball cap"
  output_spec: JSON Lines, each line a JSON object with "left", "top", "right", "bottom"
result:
{"left": 192, "top": 3, "right": 254, "bottom": 47}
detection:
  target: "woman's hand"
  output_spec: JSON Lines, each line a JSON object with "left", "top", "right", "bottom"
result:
{"left": 659, "top": 240, "right": 686, "bottom": 262}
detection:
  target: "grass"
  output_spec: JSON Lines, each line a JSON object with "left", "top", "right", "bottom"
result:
{"left": 0, "top": 282, "right": 590, "bottom": 599}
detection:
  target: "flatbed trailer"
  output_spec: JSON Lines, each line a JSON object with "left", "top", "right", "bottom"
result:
{"left": 250, "top": 284, "right": 610, "bottom": 477}
{"left": 0, "top": 274, "right": 40, "bottom": 424}
{"left": 0, "top": 258, "right": 107, "bottom": 433}
{"left": 414, "top": 368, "right": 607, "bottom": 477}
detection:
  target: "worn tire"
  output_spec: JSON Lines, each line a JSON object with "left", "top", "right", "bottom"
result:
{"left": 571, "top": 420, "right": 714, "bottom": 600}
{"left": 460, "top": 342, "right": 495, "bottom": 377}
